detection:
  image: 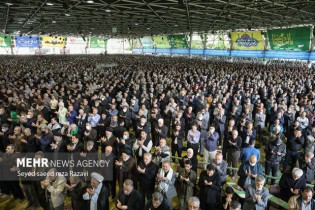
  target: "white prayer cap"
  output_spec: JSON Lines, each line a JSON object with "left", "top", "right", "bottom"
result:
{"left": 91, "top": 172, "right": 104, "bottom": 182}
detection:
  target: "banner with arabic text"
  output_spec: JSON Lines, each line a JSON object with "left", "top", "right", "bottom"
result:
{"left": 152, "top": 36, "right": 170, "bottom": 48}
{"left": 15, "top": 36, "right": 39, "bottom": 48}
{"left": 42, "top": 36, "right": 65, "bottom": 48}
{"left": 67, "top": 37, "right": 86, "bottom": 48}
{"left": 231, "top": 31, "right": 264, "bottom": 50}
{"left": 0, "top": 34, "right": 11, "bottom": 48}
{"left": 168, "top": 35, "right": 188, "bottom": 48}
{"left": 267, "top": 27, "right": 311, "bottom": 51}
{"left": 89, "top": 38, "right": 107, "bottom": 48}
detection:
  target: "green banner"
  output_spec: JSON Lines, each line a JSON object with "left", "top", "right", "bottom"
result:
{"left": 0, "top": 34, "right": 11, "bottom": 48}
{"left": 267, "top": 27, "right": 311, "bottom": 51}
{"left": 168, "top": 35, "right": 188, "bottom": 48}
{"left": 89, "top": 38, "right": 107, "bottom": 48}
{"left": 152, "top": 36, "right": 170, "bottom": 48}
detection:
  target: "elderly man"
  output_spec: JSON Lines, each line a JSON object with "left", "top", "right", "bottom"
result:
{"left": 237, "top": 155, "right": 263, "bottom": 189}
{"left": 211, "top": 152, "right": 227, "bottom": 185}
{"left": 188, "top": 196, "right": 200, "bottom": 210}
{"left": 116, "top": 179, "right": 143, "bottom": 210}
{"left": 137, "top": 152, "right": 158, "bottom": 205}
{"left": 153, "top": 118, "right": 168, "bottom": 146}
{"left": 83, "top": 172, "right": 109, "bottom": 210}
{"left": 154, "top": 138, "right": 170, "bottom": 166}
{"left": 101, "top": 146, "right": 116, "bottom": 199}
{"left": 156, "top": 160, "right": 177, "bottom": 210}
{"left": 288, "top": 186, "right": 315, "bottom": 210}
{"left": 41, "top": 168, "right": 66, "bottom": 210}
{"left": 279, "top": 167, "right": 306, "bottom": 202}
{"left": 115, "top": 149, "right": 137, "bottom": 190}
{"left": 198, "top": 164, "right": 221, "bottom": 210}
{"left": 145, "top": 192, "right": 170, "bottom": 210}
{"left": 177, "top": 160, "right": 197, "bottom": 210}
{"left": 243, "top": 175, "right": 269, "bottom": 210}
{"left": 180, "top": 148, "right": 198, "bottom": 173}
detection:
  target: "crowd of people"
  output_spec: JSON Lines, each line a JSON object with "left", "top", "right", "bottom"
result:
{"left": 0, "top": 55, "right": 314, "bottom": 210}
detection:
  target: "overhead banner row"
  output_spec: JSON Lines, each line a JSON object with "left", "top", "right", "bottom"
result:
{"left": 0, "top": 36, "right": 107, "bottom": 48}
{"left": 0, "top": 26, "right": 312, "bottom": 51}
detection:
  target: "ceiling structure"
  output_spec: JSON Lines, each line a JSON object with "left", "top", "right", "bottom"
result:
{"left": 0, "top": 0, "right": 314, "bottom": 37}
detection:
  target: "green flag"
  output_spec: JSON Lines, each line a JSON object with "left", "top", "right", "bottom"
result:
{"left": 267, "top": 27, "right": 311, "bottom": 51}
{"left": 89, "top": 38, "right": 107, "bottom": 48}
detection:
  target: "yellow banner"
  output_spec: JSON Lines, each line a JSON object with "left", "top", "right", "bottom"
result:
{"left": 42, "top": 36, "right": 65, "bottom": 48}
{"left": 231, "top": 31, "right": 264, "bottom": 50}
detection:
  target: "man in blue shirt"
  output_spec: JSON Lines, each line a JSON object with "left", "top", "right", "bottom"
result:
{"left": 240, "top": 139, "right": 260, "bottom": 163}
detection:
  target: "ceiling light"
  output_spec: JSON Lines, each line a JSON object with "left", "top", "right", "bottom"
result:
{"left": 5, "top": 2, "right": 13, "bottom": 6}
{"left": 87, "top": 0, "right": 94, "bottom": 3}
{"left": 46, "top": 2, "right": 53, "bottom": 6}
{"left": 105, "top": 9, "right": 111, "bottom": 12}
{"left": 52, "top": 20, "right": 56, "bottom": 23}
{"left": 135, "top": 23, "right": 138, "bottom": 25}
{"left": 175, "top": 24, "right": 178, "bottom": 26}
{"left": 65, "top": 13, "right": 71, "bottom": 16}
{"left": 147, "top": 27, "right": 150, "bottom": 30}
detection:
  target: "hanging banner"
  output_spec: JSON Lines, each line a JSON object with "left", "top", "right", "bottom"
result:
{"left": 89, "top": 38, "right": 107, "bottom": 48}
{"left": 42, "top": 36, "right": 65, "bottom": 48}
{"left": 140, "top": 36, "right": 154, "bottom": 49}
{"left": 168, "top": 35, "right": 188, "bottom": 48}
{"left": 15, "top": 36, "right": 39, "bottom": 48}
{"left": 231, "top": 31, "right": 264, "bottom": 50}
{"left": 190, "top": 34, "right": 204, "bottom": 49}
{"left": 67, "top": 37, "right": 86, "bottom": 47}
{"left": 267, "top": 27, "right": 311, "bottom": 51}
{"left": 0, "top": 34, "right": 11, "bottom": 48}
{"left": 152, "top": 36, "right": 170, "bottom": 48}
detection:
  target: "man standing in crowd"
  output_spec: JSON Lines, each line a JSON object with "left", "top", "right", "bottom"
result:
{"left": 243, "top": 176, "right": 269, "bottom": 210}
{"left": 116, "top": 179, "right": 143, "bottom": 210}
{"left": 83, "top": 172, "right": 109, "bottom": 210}
{"left": 177, "top": 160, "right": 197, "bottom": 210}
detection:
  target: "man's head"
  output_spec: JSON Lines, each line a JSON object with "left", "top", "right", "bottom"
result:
{"left": 159, "top": 138, "right": 166, "bottom": 147}
{"left": 187, "top": 148, "right": 194, "bottom": 158}
{"left": 188, "top": 196, "right": 200, "bottom": 210}
{"left": 105, "top": 146, "right": 112, "bottom": 156}
{"left": 249, "top": 155, "right": 257, "bottom": 166}
{"left": 121, "top": 150, "right": 131, "bottom": 161}
{"left": 6, "top": 144, "right": 14, "bottom": 154}
{"left": 158, "top": 119, "right": 164, "bottom": 127}
{"left": 71, "top": 134, "right": 79, "bottom": 144}
{"left": 123, "top": 179, "right": 134, "bottom": 195}
{"left": 206, "top": 164, "right": 216, "bottom": 177}
{"left": 302, "top": 187, "right": 314, "bottom": 203}
{"left": 184, "top": 160, "right": 192, "bottom": 172}
{"left": 86, "top": 141, "right": 94, "bottom": 151}
{"left": 54, "top": 132, "right": 62, "bottom": 142}
{"left": 292, "top": 167, "right": 303, "bottom": 180}
{"left": 24, "top": 128, "right": 31, "bottom": 137}
{"left": 162, "top": 160, "right": 171, "bottom": 172}
{"left": 140, "top": 130, "right": 147, "bottom": 140}
{"left": 47, "top": 168, "right": 58, "bottom": 182}
{"left": 143, "top": 153, "right": 152, "bottom": 165}
{"left": 91, "top": 172, "right": 104, "bottom": 188}
{"left": 229, "top": 201, "right": 241, "bottom": 210}
{"left": 215, "top": 152, "right": 223, "bottom": 164}
{"left": 151, "top": 192, "right": 164, "bottom": 209}
{"left": 232, "top": 130, "right": 238, "bottom": 138}
{"left": 255, "top": 175, "right": 265, "bottom": 191}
